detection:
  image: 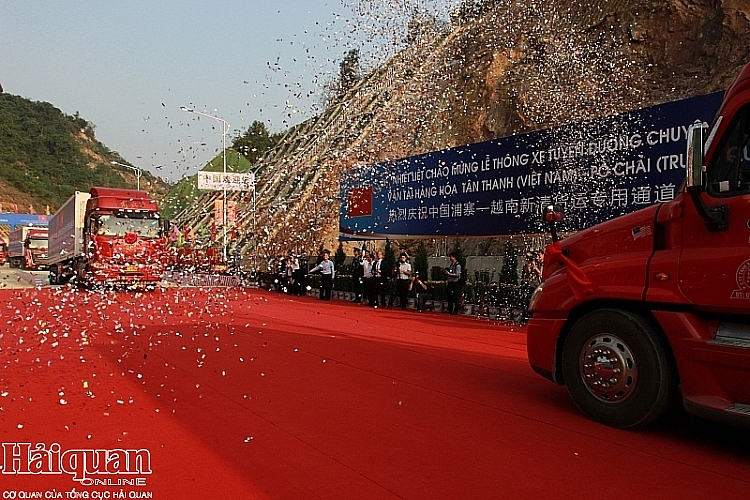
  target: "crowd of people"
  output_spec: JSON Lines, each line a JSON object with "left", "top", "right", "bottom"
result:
{"left": 267, "top": 246, "right": 544, "bottom": 319}
{"left": 307, "top": 247, "right": 464, "bottom": 314}
{"left": 267, "top": 252, "right": 308, "bottom": 295}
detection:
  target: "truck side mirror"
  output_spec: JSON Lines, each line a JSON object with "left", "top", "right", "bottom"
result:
{"left": 543, "top": 204, "right": 564, "bottom": 242}
{"left": 685, "top": 121, "right": 729, "bottom": 231}
{"left": 543, "top": 205, "right": 564, "bottom": 223}
{"left": 686, "top": 122, "right": 707, "bottom": 193}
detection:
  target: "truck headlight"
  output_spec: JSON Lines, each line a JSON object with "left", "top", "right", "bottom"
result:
{"left": 528, "top": 284, "right": 544, "bottom": 313}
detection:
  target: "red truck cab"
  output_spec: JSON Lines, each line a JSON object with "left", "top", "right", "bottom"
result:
{"left": 24, "top": 229, "right": 49, "bottom": 269}
{"left": 84, "top": 187, "right": 166, "bottom": 286}
{"left": 527, "top": 62, "right": 750, "bottom": 428}
{"left": 0, "top": 240, "right": 7, "bottom": 266}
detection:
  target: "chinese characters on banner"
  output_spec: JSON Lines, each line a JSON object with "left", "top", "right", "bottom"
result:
{"left": 198, "top": 172, "right": 256, "bottom": 191}
{"left": 339, "top": 92, "right": 724, "bottom": 237}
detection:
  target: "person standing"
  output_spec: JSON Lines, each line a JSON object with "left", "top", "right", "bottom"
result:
{"left": 445, "top": 252, "right": 462, "bottom": 315}
{"left": 350, "top": 247, "right": 364, "bottom": 303}
{"left": 286, "top": 253, "right": 300, "bottom": 294}
{"left": 395, "top": 252, "right": 412, "bottom": 310}
{"left": 308, "top": 250, "right": 335, "bottom": 300}
{"left": 373, "top": 251, "right": 385, "bottom": 308}
{"left": 361, "top": 251, "right": 375, "bottom": 307}
{"left": 409, "top": 272, "right": 432, "bottom": 313}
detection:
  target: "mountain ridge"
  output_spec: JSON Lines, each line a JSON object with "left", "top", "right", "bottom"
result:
{"left": 0, "top": 92, "right": 171, "bottom": 216}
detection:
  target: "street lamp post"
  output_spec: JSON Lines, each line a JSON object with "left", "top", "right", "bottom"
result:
{"left": 180, "top": 107, "right": 230, "bottom": 262}
{"left": 110, "top": 161, "right": 142, "bottom": 190}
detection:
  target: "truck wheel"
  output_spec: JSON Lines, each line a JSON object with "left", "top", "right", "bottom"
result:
{"left": 561, "top": 309, "right": 677, "bottom": 429}
{"left": 75, "top": 262, "right": 88, "bottom": 288}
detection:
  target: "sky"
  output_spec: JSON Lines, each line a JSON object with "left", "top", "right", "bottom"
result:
{"left": 0, "top": 1, "right": 374, "bottom": 182}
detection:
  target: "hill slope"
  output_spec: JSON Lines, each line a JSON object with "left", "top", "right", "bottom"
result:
{"left": 171, "top": 0, "right": 750, "bottom": 260}
{"left": 0, "top": 93, "right": 170, "bottom": 213}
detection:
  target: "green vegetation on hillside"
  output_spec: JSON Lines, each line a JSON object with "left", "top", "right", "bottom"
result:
{"left": 0, "top": 93, "right": 168, "bottom": 210}
{"left": 232, "top": 120, "right": 283, "bottom": 169}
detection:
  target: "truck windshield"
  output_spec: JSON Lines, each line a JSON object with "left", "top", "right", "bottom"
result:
{"left": 96, "top": 215, "right": 161, "bottom": 239}
{"left": 27, "top": 239, "right": 46, "bottom": 249}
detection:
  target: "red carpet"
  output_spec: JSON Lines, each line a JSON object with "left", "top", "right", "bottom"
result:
{"left": 0, "top": 287, "right": 748, "bottom": 499}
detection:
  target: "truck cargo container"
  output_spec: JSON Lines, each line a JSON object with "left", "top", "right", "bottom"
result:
{"left": 47, "top": 187, "right": 166, "bottom": 287}
{"left": 8, "top": 226, "right": 48, "bottom": 269}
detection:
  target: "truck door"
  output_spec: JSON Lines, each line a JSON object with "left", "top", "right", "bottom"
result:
{"left": 679, "top": 105, "right": 750, "bottom": 313}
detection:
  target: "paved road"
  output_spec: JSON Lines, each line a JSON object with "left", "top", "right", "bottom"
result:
{"left": 0, "top": 264, "right": 47, "bottom": 288}
{"left": 0, "top": 287, "right": 748, "bottom": 499}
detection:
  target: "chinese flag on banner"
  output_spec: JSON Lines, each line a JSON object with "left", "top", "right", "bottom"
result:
{"left": 347, "top": 186, "right": 373, "bottom": 217}
{"left": 214, "top": 199, "right": 224, "bottom": 225}
{"left": 227, "top": 200, "right": 237, "bottom": 223}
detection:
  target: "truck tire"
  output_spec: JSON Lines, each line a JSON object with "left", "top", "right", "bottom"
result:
{"left": 561, "top": 309, "right": 677, "bottom": 428}
{"left": 75, "top": 262, "right": 89, "bottom": 288}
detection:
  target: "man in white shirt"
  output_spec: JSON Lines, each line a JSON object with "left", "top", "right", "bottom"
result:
{"left": 395, "top": 253, "right": 412, "bottom": 310}
{"left": 361, "top": 251, "right": 375, "bottom": 307}
{"left": 308, "top": 250, "right": 336, "bottom": 300}
{"left": 445, "top": 252, "right": 462, "bottom": 315}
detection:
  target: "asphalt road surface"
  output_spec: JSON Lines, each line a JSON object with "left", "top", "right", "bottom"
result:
{"left": 0, "top": 264, "right": 48, "bottom": 288}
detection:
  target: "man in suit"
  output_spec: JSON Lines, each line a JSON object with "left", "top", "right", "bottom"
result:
{"left": 445, "top": 252, "right": 462, "bottom": 315}
{"left": 350, "top": 247, "right": 364, "bottom": 303}
{"left": 373, "top": 251, "right": 385, "bottom": 308}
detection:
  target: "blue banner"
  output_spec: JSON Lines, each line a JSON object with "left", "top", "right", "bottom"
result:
{"left": 0, "top": 213, "right": 49, "bottom": 230}
{"left": 339, "top": 92, "right": 724, "bottom": 237}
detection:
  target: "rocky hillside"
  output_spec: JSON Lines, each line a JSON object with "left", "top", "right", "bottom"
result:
{"left": 171, "top": 0, "right": 750, "bottom": 260}
{"left": 0, "top": 93, "right": 170, "bottom": 214}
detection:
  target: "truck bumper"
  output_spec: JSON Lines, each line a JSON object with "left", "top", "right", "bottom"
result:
{"left": 526, "top": 316, "right": 567, "bottom": 385}
{"left": 89, "top": 265, "right": 164, "bottom": 284}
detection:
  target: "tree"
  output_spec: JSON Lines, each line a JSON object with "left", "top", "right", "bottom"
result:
{"left": 232, "top": 120, "right": 276, "bottom": 165}
{"left": 500, "top": 240, "right": 519, "bottom": 285}
{"left": 320, "top": 48, "right": 362, "bottom": 108}
{"left": 405, "top": 7, "right": 440, "bottom": 45}
{"left": 338, "top": 48, "right": 361, "bottom": 96}
{"left": 334, "top": 241, "right": 347, "bottom": 270}
{"left": 414, "top": 240, "right": 429, "bottom": 278}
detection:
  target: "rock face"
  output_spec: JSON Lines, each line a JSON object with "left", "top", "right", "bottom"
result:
{"left": 173, "top": 0, "right": 750, "bottom": 260}
{"left": 368, "top": 0, "right": 750, "bottom": 155}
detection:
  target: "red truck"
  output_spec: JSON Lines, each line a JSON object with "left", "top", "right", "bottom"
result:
{"left": 47, "top": 187, "right": 166, "bottom": 287}
{"left": 0, "top": 238, "right": 7, "bottom": 266}
{"left": 8, "top": 226, "right": 48, "bottom": 269}
{"left": 527, "top": 62, "right": 750, "bottom": 428}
